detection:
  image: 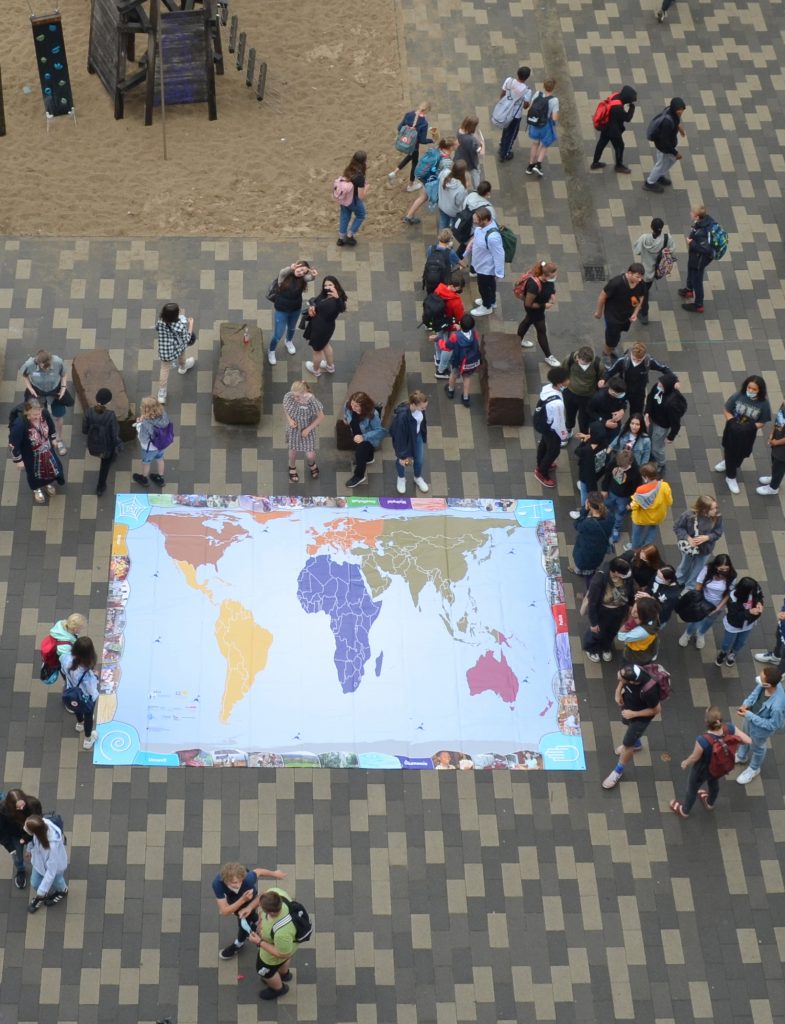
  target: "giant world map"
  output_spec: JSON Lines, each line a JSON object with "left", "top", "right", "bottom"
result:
{"left": 94, "top": 495, "right": 585, "bottom": 770}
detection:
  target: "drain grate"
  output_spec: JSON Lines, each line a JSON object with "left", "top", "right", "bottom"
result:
{"left": 583, "top": 265, "right": 607, "bottom": 282}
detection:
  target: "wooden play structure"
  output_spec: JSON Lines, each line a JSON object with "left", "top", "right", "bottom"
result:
{"left": 87, "top": 0, "right": 221, "bottom": 122}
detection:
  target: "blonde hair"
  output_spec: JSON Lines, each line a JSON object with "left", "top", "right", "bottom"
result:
{"left": 289, "top": 380, "right": 312, "bottom": 397}
{"left": 438, "top": 136, "right": 458, "bottom": 152}
{"left": 140, "top": 397, "right": 165, "bottom": 419}
{"left": 692, "top": 495, "right": 717, "bottom": 517}
{"left": 416, "top": 101, "right": 432, "bottom": 114}
{"left": 220, "top": 862, "right": 247, "bottom": 885}
{"left": 631, "top": 341, "right": 648, "bottom": 359}
{"left": 705, "top": 705, "right": 723, "bottom": 730}
{"left": 692, "top": 204, "right": 706, "bottom": 218}
{"left": 409, "top": 390, "right": 428, "bottom": 406}
{"left": 65, "top": 613, "right": 87, "bottom": 635}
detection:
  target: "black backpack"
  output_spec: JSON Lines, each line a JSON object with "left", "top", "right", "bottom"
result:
{"left": 272, "top": 895, "right": 313, "bottom": 944}
{"left": 422, "top": 292, "right": 447, "bottom": 330}
{"left": 532, "top": 393, "right": 559, "bottom": 434}
{"left": 86, "top": 413, "right": 109, "bottom": 457}
{"left": 422, "top": 248, "right": 452, "bottom": 293}
{"left": 527, "top": 92, "right": 550, "bottom": 128}
{"left": 451, "top": 206, "right": 476, "bottom": 245}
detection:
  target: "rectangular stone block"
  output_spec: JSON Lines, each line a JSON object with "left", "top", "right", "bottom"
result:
{"left": 71, "top": 349, "right": 135, "bottom": 441}
{"left": 213, "top": 322, "right": 264, "bottom": 425}
{"left": 479, "top": 332, "right": 526, "bottom": 426}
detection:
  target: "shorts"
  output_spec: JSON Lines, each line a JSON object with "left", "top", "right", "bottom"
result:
{"left": 51, "top": 399, "right": 67, "bottom": 418}
{"left": 141, "top": 448, "right": 165, "bottom": 464}
{"left": 257, "top": 959, "right": 284, "bottom": 979}
{"left": 621, "top": 717, "right": 652, "bottom": 749}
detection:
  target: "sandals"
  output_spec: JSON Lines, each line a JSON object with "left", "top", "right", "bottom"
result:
{"left": 698, "top": 790, "right": 715, "bottom": 811}
{"left": 33, "top": 489, "right": 46, "bottom": 504}
{"left": 669, "top": 799, "right": 689, "bottom": 819}
{"left": 309, "top": 463, "right": 320, "bottom": 479}
{"left": 288, "top": 467, "right": 299, "bottom": 483}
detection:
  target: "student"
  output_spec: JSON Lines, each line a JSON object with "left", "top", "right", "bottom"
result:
{"left": 533, "top": 365, "right": 570, "bottom": 488}
{"left": 82, "top": 387, "right": 122, "bottom": 497}
{"left": 387, "top": 102, "right": 436, "bottom": 190}
{"left": 602, "top": 664, "right": 662, "bottom": 789}
{"left": 617, "top": 543, "right": 663, "bottom": 591}
{"left": 283, "top": 381, "right": 325, "bottom": 482}
{"left": 629, "top": 462, "right": 673, "bottom": 548}
{"left": 423, "top": 229, "right": 462, "bottom": 289}
{"left": 617, "top": 596, "right": 661, "bottom": 665}
{"left": 9, "top": 399, "right": 66, "bottom": 505}
{"left": 679, "top": 554, "right": 736, "bottom": 650}
{"left": 715, "top": 374, "right": 771, "bottom": 494}
{"left": 602, "top": 341, "right": 670, "bottom": 416}
{"left": 643, "top": 97, "right": 687, "bottom": 194}
{"left": 61, "top": 636, "right": 100, "bottom": 751}
{"left": 430, "top": 277, "right": 467, "bottom": 379}
{"left": 735, "top": 666, "right": 785, "bottom": 784}
{"left": 463, "top": 207, "right": 504, "bottom": 316}
{"left": 757, "top": 393, "right": 785, "bottom": 495}
{"left": 436, "top": 160, "right": 468, "bottom": 232}
{"left": 403, "top": 137, "right": 457, "bottom": 226}
{"left": 582, "top": 557, "right": 635, "bottom": 663}
{"left": 213, "top": 862, "right": 287, "bottom": 961}
{"left": 444, "top": 313, "right": 482, "bottom": 408}
{"left": 586, "top": 377, "right": 628, "bottom": 446}
{"left": 342, "top": 391, "right": 387, "bottom": 488}
{"left": 132, "top": 396, "right": 172, "bottom": 488}
{"left": 600, "top": 448, "right": 641, "bottom": 544}
{"left": 267, "top": 261, "right": 318, "bottom": 366}
{"left": 678, "top": 204, "right": 716, "bottom": 313}
{"left": 304, "top": 276, "right": 347, "bottom": 379}
{"left": 571, "top": 493, "right": 614, "bottom": 584}
{"left": 562, "top": 346, "right": 602, "bottom": 437}
{"left": 497, "top": 65, "right": 532, "bottom": 162}
{"left": 336, "top": 151, "right": 369, "bottom": 246}
{"left": 633, "top": 219, "right": 674, "bottom": 324}
{"left": 594, "top": 264, "right": 646, "bottom": 363}
{"left": 673, "top": 495, "right": 723, "bottom": 590}
{"left": 646, "top": 564, "right": 681, "bottom": 626}
{"left": 248, "top": 887, "right": 301, "bottom": 1001}
{"left": 754, "top": 596, "right": 785, "bottom": 672}
{"left": 570, "top": 422, "right": 609, "bottom": 518}
{"left": 390, "top": 391, "right": 429, "bottom": 495}
{"left": 516, "top": 260, "right": 560, "bottom": 366}
{"left": 590, "top": 85, "right": 637, "bottom": 174}
{"left": 457, "top": 181, "right": 495, "bottom": 258}
{"left": 46, "top": 613, "right": 87, "bottom": 668}
{"left": 670, "top": 706, "right": 751, "bottom": 817}
{"left": 655, "top": 0, "right": 677, "bottom": 21}
{"left": 19, "top": 349, "right": 70, "bottom": 455}
{"left": 24, "top": 815, "right": 69, "bottom": 914}
{"left": 716, "top": 576, "right": 764, "bottom": 667}
{"left": 455, "top": 116, "right": 484, "bottom": 189}
{"left": 526, "top": 78, "right": 559, "bottom": 177}
{"left": 644, "top": 372, "right": 688, "bottom": 473}
{"left": 155, "top": 303, "right": 195, "bottom": 404}
{"left": 0, "top": 789, "right": 42, "bottom": 890}
{"left": 610, "top": 412, "right": 651, "bottom": 467}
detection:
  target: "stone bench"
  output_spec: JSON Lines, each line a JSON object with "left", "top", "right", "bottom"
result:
{"left": 480, "top": 332, "right": 526, "bottom": 426}
{"left": 213, "top": 322, "right": 264, "bottom": 425}
{"left": 72, "top": 349, "right": 136, "bottom": 441}
{"left": 336, "top": 349, "right": 406, "bottom": 449}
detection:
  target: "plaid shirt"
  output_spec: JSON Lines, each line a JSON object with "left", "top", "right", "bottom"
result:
{"left": 156, "top": 316, "right": 190, "bottom": 362}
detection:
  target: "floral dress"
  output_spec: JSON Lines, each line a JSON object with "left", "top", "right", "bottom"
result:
{"left": 283, "top": 393, "right": 324, "bottom": 453}
{"left": 10, "top": 411, "right": 65, "bottom": 490}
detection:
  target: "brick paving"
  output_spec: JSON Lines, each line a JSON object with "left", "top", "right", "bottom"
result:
{"left": 1, "top": 0, "right": 785, "bottom": 1021}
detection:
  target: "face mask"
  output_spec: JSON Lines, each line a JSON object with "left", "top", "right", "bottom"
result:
{"left": 655, "top": 573, "right": 667, "bottom": 585}
{"left": 578, "top": 361, "right": 591, "bottom": 371}
{"left": 614, "top": 392, "right": 626, "bottom": 400}
{"left": 546, "top": 276, "right": 557, "bottom": 283}
{"left": 746, "top": 390, "right": 759, "bottom": 401}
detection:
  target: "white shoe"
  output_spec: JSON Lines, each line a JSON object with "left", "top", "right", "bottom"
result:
{"left": 695, "top": 634, "right": 706, "bottom": 650}
{"left": 736, "top": 766, "right": 760, "bottom": 785}
{"left": 474, "top": 297, "right": 484, "bottom": 305}
{"left": 157, "top": 388, "right": 168, "bottom": 403}
{"left": 405, "top": 181, "right": 423, "bottom": 192}
{"left": 268, "top": 350, "right": 277, "bottom": 365}
{"left": 305, "top": 361, "right": 321, "bottom": 377}
{"left": 757, "top": 485, "right": 779, "bottom": 496}
{"left": 602, "top": 769, "right": 622, "bottom": 790}
{"left": 714, "top": 460, "right": 726, "bottom": 472}
{"left": 83, "top": 735, "right": 96, "bottom": 750}
{"left": 473, "top": 305, "right": 493, "bottom": 316}
{"left": 601, "top": 650, "right": 613, "bottom": 662}
{"left": 387, "top": 171, "right": 397, "bottom": 186}
{"left": 759, "top": 476, "right": 772, "bottom": 485}
{"left": 545, "top": 354, "right": 561, "bottom": 367}
{"left": 520, "top": 339, "right": 534, "bottom": 348}
{"left": 75, "top": 721, "right": 84, "bottom": 732}
{"left": 320, "top": 359, "right": 329, "bottom": 369}
{"left": 177, "top": 356, "right": 195, "bottom": 374}
{"left": 414, "top": 477, "right": 430, "bottom": 493}
{"left": 726, "top": 477, "right": 740, "bottom": 494}
{"left": 678, "top": 632, "right": 691, "bottom": 647}
{"left": 755, "top": 651, "right": 781, "bottom": 665}
{"left": 396, "top": 477, "right": 406, "bottom": 495}
{"left": 569, "top": 509, "right": 581, "bottom": 520}
{"left": 284, "top": 339, "right": 296, "bottom": 355}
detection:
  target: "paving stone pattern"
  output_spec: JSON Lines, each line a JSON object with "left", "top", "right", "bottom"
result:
{"left": 1, "top": 0, "right": 785, "bottom": 1021}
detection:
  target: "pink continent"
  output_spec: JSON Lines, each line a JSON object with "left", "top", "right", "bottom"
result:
{"left": 466, "top": 651, "right": 519, "bottom": 705}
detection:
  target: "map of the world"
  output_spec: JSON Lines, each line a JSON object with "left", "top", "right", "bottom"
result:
{"left": 94, "top": 494, "right": 585, "bottom": 770}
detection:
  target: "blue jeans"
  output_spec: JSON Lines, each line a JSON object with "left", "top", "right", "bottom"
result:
{"left": 686, "top": 613, "right": 719, "bottom": 637}
{"left": 339, "top": 199, "right": 366, "bottom": 238}
{"left": 721, "top": 627, "right": 752, "bottom": 656}
{"left": 9, "top": 838, "right": 25, "bottom": 873}
{"left": 31, "top": 867, "right": 67, "bottom": 895}
{"left": 269, "top": 309, "right": 300, "bottom": 351}
{"left": 604, "top": 492, "right": 629, "bottom": 543}
{"left": 676, "top": 552, "right": 708, "bottom": 590}
{"left": 682, "top": 761, "right": 718, "bottom": 814}
{"left": 396, "top": 435, "right": 424, "bottom": 478}
{"left": 735, "top": 733, "right": 768, "bottom": 771}
{"left": 434, "top": 341, "right": 452, "bottom": 373}
{"left": 438, "top": 209, "right": 453, "bottom": 231}
{"left": 630, "top": 522, "right": 657, "bottom": 548}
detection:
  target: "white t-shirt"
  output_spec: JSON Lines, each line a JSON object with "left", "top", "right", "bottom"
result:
{"left": 502, "top": 77, "right": 533, "bottom": 112}
{"left": 412, "top": 410, "right": 424, "bottom": 434}
{"left": 696, "top": 567, "right": 729, "bottom": 608}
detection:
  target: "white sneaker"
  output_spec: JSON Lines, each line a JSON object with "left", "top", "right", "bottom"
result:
{"left": 714, "top": 460, "right": 726, "bottom": 472}
{"left": 601, "top": 650, "right": 613, "bottom": 662}
{"left": 387, "top": 171, "right": 397, "bottom": 186}
{"left": 757, "top": 485, "right": 779, "bottom": 496}
{"left": 75, "top": 721, "right": 84, "bottom": 732}
{"left": 695, "top": 634, "right": 706, "bottom": 650}
{"left": 320, "top": 359, "right": 329, "bottom": 370}
{"left": 602, "top": 769, "right": 622, "bottom": 790}
{"left": 678, "top": 632, "right": 691, "bottom": 647}
{"left": 177, "top": 356, "right": 195, "bottom": 374}
{"left": 759, "top": 476, "right": 772, "bottom": 485}
{"left": 520, "top": 339, "right": 534, "bottom": 348}
{"left": 755, "top": 651, "right": 780, "bottom": 665}
{"left": 405, "top": 181, "right": 423, "bottom": 192}
{"left": 545, "top": 354, "right": 561, "bottom": 367}
{"left": 284, "top": 339, "right": 296, "bottom": 355}
{"left": 736, "top": 766, "right": 760, "bottom": 785}
{"left": 473, "top": 305, "right": 493, "bottom": 317}
{"left": 569, "top": 509, "right": 581, "bottom": 520}
{"left": 396, "top": 477, "right": 406, "bottom": 495}
{"left": 726, "top": 476, "right": 740, "bottom": 494}
{"left": 157, "top": 388, "right": 167, "bottom": 403}
{"left": 474, "top": 297, "right": 484, "bottom": 305}
{"left": 305, "top": 361, "right": 321, "bottom": 378}
{"left": 83, "top": 735, "right": 96, "bottom": 750}
{"left": 268, "top": 350, "right": 277, "bottom": 365}
{"left": 414, "top": 477, "right": 430, "bottom": 493}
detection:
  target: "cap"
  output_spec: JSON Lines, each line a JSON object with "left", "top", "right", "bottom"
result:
{"left": 95, "top": 388, "right": 112, "bottom": 405}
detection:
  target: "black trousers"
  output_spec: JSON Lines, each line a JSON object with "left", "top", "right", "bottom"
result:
{"left": 353, "top": 440, "right": 375, "bottom": 476}
{"left": 396, "top": 147, "right": 420, "bottom": 181}
{"left": 97, "top": 452, "right": 115, "bottom": 490}
{"left": 517, "top": 314, "right": 551, "bottom": 356}
{"left": 477, "top": 273, "right": 497, "bottom": 309}
{"left": 593, "top": 132, "right": 624, "bottom": 166}
{"left": 563, "top": 390, "right": 592, "bottom": 433}
{"left": 536, "top": 428, "right": 561, "bottom": 477}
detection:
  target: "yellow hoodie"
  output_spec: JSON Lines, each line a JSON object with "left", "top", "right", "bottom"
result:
{"left": 631, "top": 479, "right": 673, "bottom": 525}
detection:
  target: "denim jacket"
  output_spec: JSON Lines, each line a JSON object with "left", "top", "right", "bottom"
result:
{"left": 343, "top": 407, "right": 387, "bottom": 448}
{"left": 742, "top": 682, "right": 785, "bottom": 740}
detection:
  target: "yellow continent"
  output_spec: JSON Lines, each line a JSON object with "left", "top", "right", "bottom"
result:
{"left": 215, "top": 599, "right": 273, "bottom": 722}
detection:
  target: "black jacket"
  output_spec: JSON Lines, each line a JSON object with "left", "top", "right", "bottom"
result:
{"left": 574, "top": 440, "right": 609, "bottom": 488}
{"left": 725, "top": 583, "right": 764, "bottom": 629}
{"left": 605, "top": 86, "right": 637, "bottom": 138}
{"left": 645, "top": 374, "right": 687, "bottom": 440}
{"left": 650, "top": 101, "right": 682, "bottom": 155}
{"left": 605, "top": 351, "right": 671, "bottom": 397}
{"left": 304, "top": 293, "right": 346, "bottom": 348}
{"left": 82, "top": 407, "right": 121, "bottom": 458}
{"left": 601, "top": 453, "right": 641, "bottom": 497}
{"left": 390, "top": 403, "right": 427, "bottom": 459}
{"left": 687, "top": 214, "right": 716, "bottom": 271}
{"left": 588, "top": 390, "right": 627, "bottom": 439}
{"left": 585, "top": 568, "right": 634, "bottom": 628}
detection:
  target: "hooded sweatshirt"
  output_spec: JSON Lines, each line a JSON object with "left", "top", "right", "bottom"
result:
{"left": 574, "top": 422, "right": 609, "bottom": 487}
{"left": 650, "top": 97, "right": 685, "bottom": 155}
{"left": 437, "top": 168, "right": 468, "bottom": 218}
{"left": 29, "top": 819, "right": 69, "bottom": 896}
{"left": 605, "top": 85, "right": 637, "bottom": 137}
{"left": 631, "top": 477, "right": 673, "bottom": 525}
{"left": 645, "top": 372, "right": 687, "bottom": 439}
{"left": 50, "top": 620, "right": 78, "bottom": 660}
{"left": 633, "top": 231, "right": 675, "bottom": 283}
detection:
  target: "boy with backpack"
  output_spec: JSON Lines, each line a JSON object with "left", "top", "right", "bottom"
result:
{"left": 443, "top": 313, "right": 482, "bottom": 407}
{"left": 249, "top": 886, "right": 312, "bottom": 1001}
{"left": 132, "top": 397, "right": 173, "bottom": 488}
{"left": 82, "top": 388, "right": 122, "bottom": 497}
{"left": 670, "top": 706, "right": 751, "bottom": 818}
{"left": 422, "top": 231, "right": 461, "bottom": 292}
{"left": 679, "top": 203, "right": 726, "bottom": 314}
{"left": 602, "top": 663, "right": 666, "bottom": 789}
{"left": 533, "top": 365, "right": 571, "bottom": 487}
{"left": 590, "top": 86, "right": 637, "bottom": 174}
{"left": 601, "top": 343, "right": 670, "bottom": 416}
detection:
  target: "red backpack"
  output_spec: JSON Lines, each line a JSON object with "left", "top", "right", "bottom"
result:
{"left": 640, "top": 662, "right": 672, "bottom": 703}
{"left": 704, "top": 728, "right": 740, "bottom": 778}
{"left": 593, "top": 94, "right": 622, "bottom": 131}
{"left": 39, "top": 633, "right": 70, "bottom": 684}
{"left": 513, "top": 271, "right": 541, "bottom": 300}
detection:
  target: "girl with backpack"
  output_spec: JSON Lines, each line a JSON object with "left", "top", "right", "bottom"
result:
{"left": 267, "top": 261, "right": 318, "bottom": 366}
{"left": 436, "top": 160, "right": 468, "bottom": 231}
{"left": 23, "top": 814, "right": 69, "bottom": 913}
{"left": 617, "top": 595, "right": 661, "bottom": 666}
{"left": 303, "top": 276, "right": 348, "bottom": 379}
{"left": 443, "top": 313, "right": 481, "bottom": 408}
{"left": 402, "top": 137, "right": 457, "bottom": 226}
{"left": 387, "top": 102, "right": 437, "bottom": 191}
{"left": 82, "top": 388, "right": 122, "bottom": 497}
{"left": 9, "top": 399, "right": 66, "bottom": 505}
{"left": 670, "top": 706, "right": 751, "bottom": 818}
{"left": 336, "top": 151, "right": 369, "bottom": 247}
{"left": 61, "top": 636, "right": 100, "bottom": 751}
{"left": 132, "top": 397, "right": 172, "bottom": 488}
{"left": 516, "top": 260, "right": 559, "bottom": 365}
{"left": 525, "top": 78, "right": 559, "bottom": 178}
{"left": 155, "top": 303, "right": 195, "bottom": 404}
{"left": 633, "top": 218, "right": 674, "bottom": 324}
{"left": 678, "top": 554, "right": 736, "bottom": 650}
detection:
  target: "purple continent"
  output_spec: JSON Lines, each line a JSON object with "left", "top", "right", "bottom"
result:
{"left": 296, "top": 556, "right": 383, "bottom": 693}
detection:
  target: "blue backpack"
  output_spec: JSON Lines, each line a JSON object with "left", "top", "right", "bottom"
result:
{"left": 707, "top": 221, "right": 728, "bottom": 261}
{"left": 415, "top": 147, "right": 441, "bottom": 182}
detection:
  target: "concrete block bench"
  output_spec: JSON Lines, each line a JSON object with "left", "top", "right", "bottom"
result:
{"left": 480, "top": 332, "right": 526, "bottom": 426}
{"left": 72, "top": 349, "right": 136, "bottom": 441}
{"left": 213, "top": 322, "right": 264, "bottom": 426}
{"left": 336, "top": 349, "right": 406, "bottom": 450}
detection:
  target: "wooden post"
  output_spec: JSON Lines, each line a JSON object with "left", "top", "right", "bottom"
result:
{"left": 245, "top": 47, "right": 255, "bottom": 87}
{"left": 0, "top": 65, "right": 6, "bottom": 136}
{"left": 255, "top": 61, "right": 266, "bottom": 102}
{"left": 157, "top": 18, "right": 167, "bottom": 158}
{"left": 228, "top": 15, "right": 237, "bottom": 52}
{"left": 203, "top": 0, "right": 218, "bottom": 119}
{"left": 144, "top": 0, "right": 158, "bottom": 125}
{"left": 235, "top": 31, "right": 245, "bottom": 70}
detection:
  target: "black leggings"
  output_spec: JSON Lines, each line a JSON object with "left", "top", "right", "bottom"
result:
{"left": 97, "top": 452, "right": 115, "bottom": 490}
{"left": 397, "top": 147, "right": 420, "bottom": 181}
{"left": 593, "top": 133, "right": 624, "bottom": 166}
{"left": 517, "top": 314, "right": 551, "bottom": 356}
